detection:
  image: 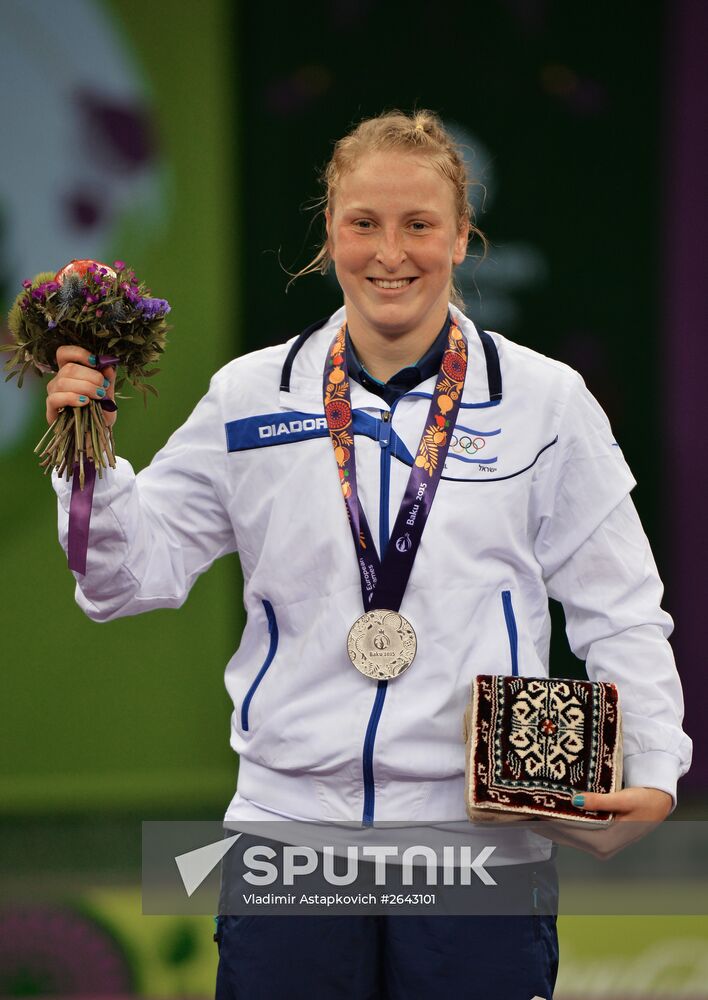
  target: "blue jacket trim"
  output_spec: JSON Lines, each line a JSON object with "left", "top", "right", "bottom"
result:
{"left": 455, "top": 423, "right": 501, "bottom": 437}
{"left": 403, "top": 391, "right": 501, "bottom": 410}
{"left": 241, "top": 600, "right": 279, "bottom": 732}
{"left": 226, "top": 411, "right": 328, "bottom": 451}
{"left": 356, "top": 411, "right": 414, "bottom": 464}
{"left": 501, "top": 590, "right": 519, "bottom": 677}
{"left": 447, "top": 453, "right": 500, "bottom": 464}
{"left": 226, "top": 410, "right": 413, "bottom": 461}
{"left": 362, "top": 681, "right": 387, "bottom": 826}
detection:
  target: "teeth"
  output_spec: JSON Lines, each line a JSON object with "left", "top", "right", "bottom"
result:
{"left": 371, "top": 278, "right": 413, "bottom": 289}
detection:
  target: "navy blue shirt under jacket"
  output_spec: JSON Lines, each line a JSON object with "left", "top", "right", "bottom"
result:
{"left": 345, "top": 314, "right": 452, "bottom": 407}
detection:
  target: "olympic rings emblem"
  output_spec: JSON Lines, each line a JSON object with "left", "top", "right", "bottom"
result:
{"left": 450, "top": 434, "right": 486, "bottom": 456}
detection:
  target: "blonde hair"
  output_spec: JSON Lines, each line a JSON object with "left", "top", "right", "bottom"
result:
{"left": 289, "top": 109, "right": 487, "bottom": 308}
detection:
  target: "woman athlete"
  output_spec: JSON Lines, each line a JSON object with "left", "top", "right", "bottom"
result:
{"left": 46, "top": 110, "right": 691, "bottom": 999}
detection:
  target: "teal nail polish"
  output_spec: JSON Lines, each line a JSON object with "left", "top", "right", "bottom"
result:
{"left": 572, "top": 794, "right": 585, "bottom": 808}
{"left": 96, "top": 387, "right": 106, "bottom": 398}
{"left": 88, "top": 354, "right": 97, "bottom": 366}
{"left": 103, "top": 377, "right": 110, "bottom": 388}
{"left": 78, "top": 395, "right": 87, "bottom": 402}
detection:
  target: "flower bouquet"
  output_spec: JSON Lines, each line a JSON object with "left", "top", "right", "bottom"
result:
{"left": 3, "top": 259, "right": 171, "bottom": 572}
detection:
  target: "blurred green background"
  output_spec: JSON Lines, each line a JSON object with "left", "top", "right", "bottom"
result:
{"left": 1, "top": 0, "right": 239, "bottom": 814}
{"left": 0, "top": 0, "right": 238, "bottom": 992}
{"left": 1, "top": 0, "right": 705, "bottom": 995}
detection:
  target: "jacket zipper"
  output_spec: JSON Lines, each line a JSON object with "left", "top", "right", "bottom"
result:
{"left": 378, "top": 410, "right": 392, "bottom": 544}
{"left": 501, "top": 589, "right": 520, "bottom": 677}
{"left": 241, "top": 599, "right": 279, "bottom": 732}
{"left": 361, "top": 407, "right": 394, "bottom": 827}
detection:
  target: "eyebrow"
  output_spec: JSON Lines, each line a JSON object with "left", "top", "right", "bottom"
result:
{"left": 344, "top": 206, "right": 442, "bottom": 217}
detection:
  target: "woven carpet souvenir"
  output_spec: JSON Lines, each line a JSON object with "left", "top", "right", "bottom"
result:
{"left": 463, "top": 675, "right": 623, "bottom": 826}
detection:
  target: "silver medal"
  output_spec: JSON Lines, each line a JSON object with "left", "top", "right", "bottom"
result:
{"left": 347, "top": 609, "right": 417, "bottom": 680}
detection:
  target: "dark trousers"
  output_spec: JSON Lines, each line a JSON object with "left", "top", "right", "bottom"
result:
{"left": 214, "top": 910, "right": 558, "bottom": 999}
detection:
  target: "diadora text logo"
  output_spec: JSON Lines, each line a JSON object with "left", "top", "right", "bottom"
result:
{"left": 258, "top": 417, "right": 327, "bottom": 439}
{"left": 226, "top": 410, "right": 331, "bottom": 453}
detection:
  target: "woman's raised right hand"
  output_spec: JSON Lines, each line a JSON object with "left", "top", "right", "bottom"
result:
{"left": 46, "top": 346, "right": 117, "bottom": 427}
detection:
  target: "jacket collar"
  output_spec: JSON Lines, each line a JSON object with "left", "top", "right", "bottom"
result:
{"left": 345, "top": 313, "right": 452, "bottom": 406}
{"left": 278, "top": 305, "right": 502, "bottom": 413}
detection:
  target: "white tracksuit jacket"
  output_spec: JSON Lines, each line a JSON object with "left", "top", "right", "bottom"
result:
{"left": 53, "top": 305, "right": 692, "bottom": 859}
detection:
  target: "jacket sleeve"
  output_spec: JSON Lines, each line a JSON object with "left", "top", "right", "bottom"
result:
{"left": 52, "top": 373, "right": 237, "bottom": 622}
{"left": 532, "top": 372, "right": 692, "bottom": 805}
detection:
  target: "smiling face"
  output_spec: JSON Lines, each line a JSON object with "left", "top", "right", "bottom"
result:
{"left": 326, "top": 150, "right": 469, "bottom": 363}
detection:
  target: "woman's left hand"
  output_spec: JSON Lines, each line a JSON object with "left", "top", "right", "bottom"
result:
{"left": 573, "top": 786, "right": 673, "bottom": 823}
{"left": 540, "top": 787, "right": 673, "bottom": 859}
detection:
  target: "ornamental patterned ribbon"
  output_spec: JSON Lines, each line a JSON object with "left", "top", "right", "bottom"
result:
{"left": 323, "top": 321, "right": 468, "bottom": 611}
{"left": 67, "top": 354, "right": 119, "bottom": 575}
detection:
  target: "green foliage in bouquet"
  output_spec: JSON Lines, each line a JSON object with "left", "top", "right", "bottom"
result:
{"left": 3, "top": 260, "right": 171, "bottom": 488}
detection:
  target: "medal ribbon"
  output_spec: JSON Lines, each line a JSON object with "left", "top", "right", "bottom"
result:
{"left": 323, "top": 321, "right": 468, "bottom": 611}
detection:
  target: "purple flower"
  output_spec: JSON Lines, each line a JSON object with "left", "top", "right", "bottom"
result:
{"left": 137, "top": 297, "right": 171, "bottom": 319}
{"left": 121, "top": 283, "right": 142, "bottom": 304}
{"left": 32, "top": 281, "right": 58, "bottom": 298}
{"left": 48, "top": 319, "right": 57, "bottom": 329}
{"left": 31, "top": 288, "right": 42, "bottom": 299}
{"left": 22, "top": 279, "right": 32, "bottom": 289}
{"left": 113, "top": 260, "right": 126, "bottom": 271}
